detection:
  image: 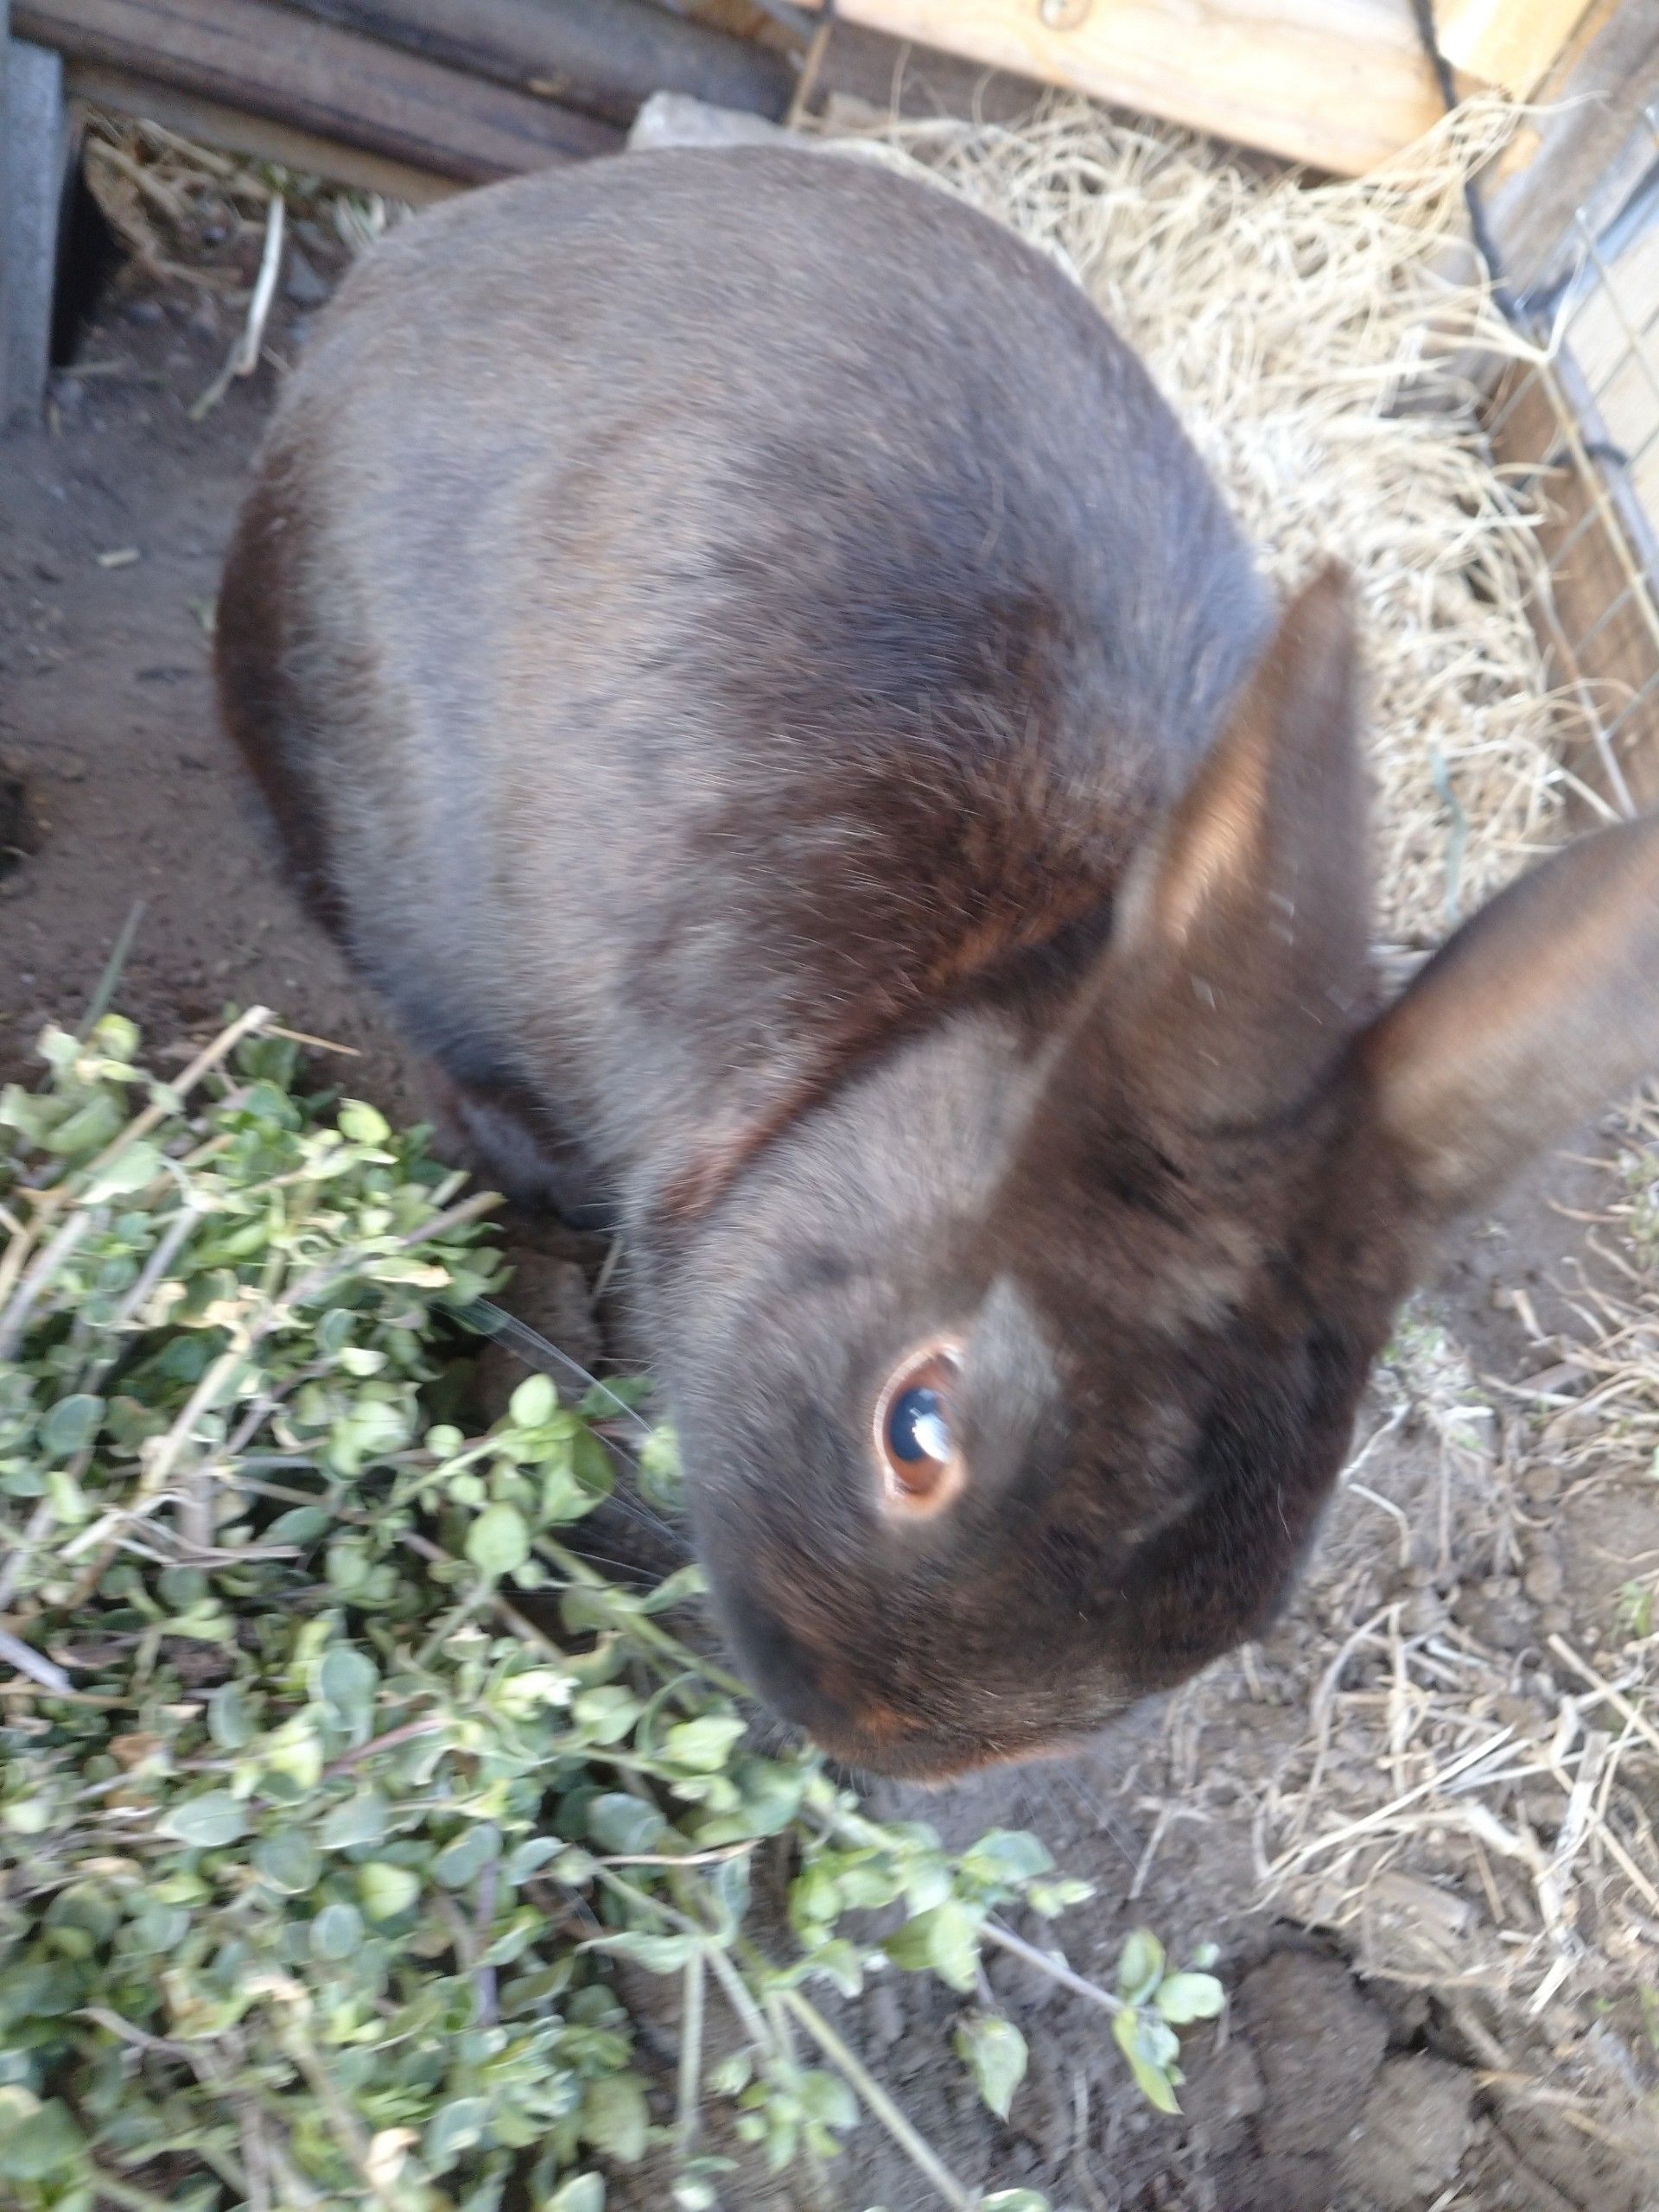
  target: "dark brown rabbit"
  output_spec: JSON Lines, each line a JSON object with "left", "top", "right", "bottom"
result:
{"left": 216, "top": 147, "right": 1659, "bottom": 1780}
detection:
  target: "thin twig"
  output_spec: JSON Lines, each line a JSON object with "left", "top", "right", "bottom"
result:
{"left": 193, "top": 192, "right": 285, "bottom": 419}
{"left": 0, "top": 1210, "right": 96, "bottom": 1361}
{"left": 782, "top": 1987, "right": 977, "bottom": 2212}
{"left": 677, "top": 1948, "right": 706, "bottom": 2158}
{"left": 1548, "top": 1635, "right": 1659, "bottom": 1764}
{"left": 317, "top": 1716, "right": 445, "bottom": 1782}
{"left": 0, "top": 1627, "right": 72, "bottom": 1693}
{"left": 982, "top": 1919, "right": 1124, "bottom": 2020}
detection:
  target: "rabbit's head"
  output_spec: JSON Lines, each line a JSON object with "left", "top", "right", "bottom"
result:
{"left": 663, "top": 570, "right": 1659, "bottom": 1779}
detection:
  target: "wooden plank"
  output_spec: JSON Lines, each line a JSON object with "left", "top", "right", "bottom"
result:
{"left": 1557, "top": 217, "right": 1659, "bottom": 544}
{"left": 795, "top": 0, "right": 1454, "bottom": 175}
{"left": 14, "top": 0, "right": 620, "bottom": 184}
{"left": 1437, "top": 0, "right": 1593, "bottom": 99}
{"left": 271, "top": 0, "right": 793, "bottom": 127}
{"left": 66, "top": 62, "right": 458, "bottom": 202}
{"left": 1483, "top": 1, "right": 1659, "bottom": 301}
{"left": 1489, "top": 357, "right": 1659, "bottom": 818}
{"left": 3, "top": 36, "right": 71, "bottom": 423}
{"left": 1, "top": 3, "right": 10, "bottom": 418}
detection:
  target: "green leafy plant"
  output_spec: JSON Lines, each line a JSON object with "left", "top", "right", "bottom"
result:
{"left": 0, "top": 1013, "right": 1222, "bottom": 2212}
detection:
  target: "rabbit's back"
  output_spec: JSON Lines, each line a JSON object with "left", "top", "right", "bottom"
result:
{"left": 218, "top": 146, "right": 1267, "bottom": 1211}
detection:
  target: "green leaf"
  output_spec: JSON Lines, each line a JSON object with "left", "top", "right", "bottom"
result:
{"left": 320, "top": 1791, "right": 389, "bottom": 1852}
{"left": 310, "top": 1902, "right": 365, "bottom": 1961}
{"left": 732, "top": 1758, "right": 805, "bottom": 1837}
{"left": 802, "top": 1938, "right": 865, "bottom": 1998}
{"left": 338, "top": 1100, "right": 391, "bottom": 1145}
{"left": 982, "top": 2192, "right": 1053, "bottom": 2210}
{"left": 93, "top": 1013, "right": 140, "bottom": 1061}
{"left": 955, "top": 2013, "right": 1028, "bottom": 2120}
{"left": 358, "top": 1862, "right": 421, "bottom": 1921}
{"left": 571, "top": 1685, "right": 641, "bottom": 1744}
{"left": 587, "top": 1931, "right": 700, "bottom": 1974}
{"left": 886, "top": 1901, "right": 980, "bottom": 1993}
{"left": 505, "top": 1835, "right": 565, "bottom": 1884}
{"left": 704, "top": 2052, "right": 753, "bottom": 2099}
{"left": 582, "top": 2073, "right": 649, "bottom": 2164}
{"left": 46, "top": 1093, "right": 125, "bottom": 1155}
{"left": 0, "top": 2098, "right": 86, "bottom": 2181}
{"left": 37, "top": 1394, "right": 104, "bottom": 1459}
{"left": 637, "top": 1424, "right": 682, "bottom": 1510}
{"left": 1127, "top": 2056, "right": 1181, "bottom": 2115}
{"left": 961, "top": 1829, "right": 1054, "bottom": 1885}
{"left": 797, "top": 2069, "right": 858, "bottom": 2132}
{"left": 544, "top": 2177, "right": 606, "bottom": 2212}
{"left": 264, "top": 1721, "right": 323, "bottom": 1791}
{"left": 660, "top": 1714, "right": 747, "bottom": 1772}
{"left": 1112, "top": 2007, "right": 1182, "bottom": 2114}
{"left": 586, "top": 1795, "right": 667, "bottom": 1855}
{"left": 636, "top": 1562, "right": 708, "bottom": 1613}
{"left": 207, "top": 1682, "right": 257, "bottom": 1751}
{"left": 1116, "top": 1928, "right": 1166, "bottom": 2005}
{"left": 316, "top": 1645, "right": 378, "bottom": 1725}
{"left": 82, "top": 1141, "right": 163, "bottom": 1198}
{"left": 157, "top": 1791, "right": 247, "bottom": 1849}
{"left": 266, "top": 1504, "right": 330, "bottom": 1546}
{"left": 1154, "top": 1971, "right": 1225, "bottom": 2024}
{"left": 424, "top": 2094, "right": 490, "bottom": 2167}
{"left": 253, "top": 1832, "right": 322, "bottom": 1894}
{"left": 433, "top": 1824, "right": 500, "bottom": 1888}
{"left": 1027, "top": 1877, "right": 1093, "bottom": 1917}
{"left": 493, "top": 1665, "right": 575, "bottom": 1715}
{"left": 467, "top": 1502, "right": 531, "bottom": 1578}
{"left": 509, "top": 1374, "right": 558, "bottom": 1428}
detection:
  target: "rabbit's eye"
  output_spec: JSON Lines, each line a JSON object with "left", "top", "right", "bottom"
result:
{"left": 873, "top": 1342, "right": 965, "bottom": 1516}
{"left": 888, "top": 1386, "right": 950, "bottom": 1465}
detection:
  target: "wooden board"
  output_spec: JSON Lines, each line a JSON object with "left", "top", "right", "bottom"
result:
{"left": 1484, "top": 1, "right": 1659, "bottom": 298}
{"left": 270, "top": 0, "right": 793, "bottom": 127}
{"left": 1439, "top": 0, "right": 1595, "bottom": 101}
{"left": 1489, "top": 357, "right": 1659, "bottom": 818}
{"left": 66, "top": 62, "right": 459, "bottom": 201}
{"left": 3, "top": 35, "right": 73, "bottom": 423}
{"left": 795, "top": 0, "right": 1591, "bottom": 175}
{"left": 15, "top": 0, "right": 620, "bottom": 183}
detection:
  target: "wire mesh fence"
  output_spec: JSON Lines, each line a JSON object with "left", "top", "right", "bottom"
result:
{"left": 1486, "top": 100, "right": 1659, "bottom": 820}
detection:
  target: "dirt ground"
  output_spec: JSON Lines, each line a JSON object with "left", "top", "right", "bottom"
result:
{"left": 3, "top": 208, "right": 1659, "bottom": 2212}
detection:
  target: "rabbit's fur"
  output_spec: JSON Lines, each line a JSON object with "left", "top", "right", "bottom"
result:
{"left": 217, "top": 149, "right": 1659, "bottom": 1778}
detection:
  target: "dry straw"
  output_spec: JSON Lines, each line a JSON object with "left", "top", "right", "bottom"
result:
{"left": 821, "top": 97, "right": 1567, "bottom": 944}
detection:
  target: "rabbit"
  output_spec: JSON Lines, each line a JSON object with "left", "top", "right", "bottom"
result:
{"left": 215, "top": 147, "right": 1659, "bottom": 1781}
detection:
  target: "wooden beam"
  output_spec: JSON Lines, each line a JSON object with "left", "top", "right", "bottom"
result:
{"left": 270, "top": 0, "right": 794, "bottom": 127}
{"left": 14, "top": 0, "right": 620, "bottom": 184}
{"left": 3, "top": 35, "right": 73, "bottom": 422}
{"left": 1, "top": 3, "right": 11, "bottom": 417}
{"left": 65, "top": 62, "right": 458, "bottom": 202}
{"left": 1489, "top": 354, "right": 1659, "bottom": 818}
{"left": 1483, "top": 1, "right": 1659, "bottom": 302}
{"left": 798, "top": 0, "right": 1459, "bottom": 174}
{"left": 1436, "top": 0, "right": 1594, "bottom": 101}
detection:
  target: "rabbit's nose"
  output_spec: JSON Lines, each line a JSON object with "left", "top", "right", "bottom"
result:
{"left": 728, "top": 1599, "right": 864, "bottom": 1742}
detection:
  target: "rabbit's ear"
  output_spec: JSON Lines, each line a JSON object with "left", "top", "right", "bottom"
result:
{"left": 1103, "top": 563, "right": 1371, "bottom": 1125}
{"left": 1358, "top": 810, "right": 1659, "bottom": 1223}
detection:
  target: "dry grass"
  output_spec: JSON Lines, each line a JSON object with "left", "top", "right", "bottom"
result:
{"left": 817, "top": 97, "right": 1573, "bottom": 947}
{"left": 80, "top": 112, "right": 401, "bottom": 291}
{"left": 1250, "top": 1135, "right": 1659, "bottom": 2113}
